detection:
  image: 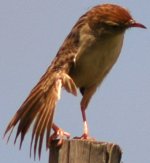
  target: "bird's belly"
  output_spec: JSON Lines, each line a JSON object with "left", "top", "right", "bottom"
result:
{"left": 70, "top": 34, "right": 124, "bottom": 88}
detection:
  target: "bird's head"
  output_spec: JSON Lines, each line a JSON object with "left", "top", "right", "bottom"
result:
{"left": 87, "top": 4, "right": 146, "bottom": 35}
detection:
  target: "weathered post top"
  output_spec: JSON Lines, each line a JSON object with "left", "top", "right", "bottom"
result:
{"left": 49, "top": 139, "right": 122, "bottom": 163}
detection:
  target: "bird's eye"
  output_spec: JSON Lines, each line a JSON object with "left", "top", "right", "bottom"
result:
{"left": 103, "top": 21, "right": 121, "bottom": 30}
{"left": 111, "top": 24, "right": 120, "bottom": 29}
{"left": 104, "top": 23, "right": 120, "bottom": 31}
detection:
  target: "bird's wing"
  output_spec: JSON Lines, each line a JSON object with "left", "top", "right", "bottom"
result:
{"left": 4, "top": 13, "right": 87, "bottom": 159}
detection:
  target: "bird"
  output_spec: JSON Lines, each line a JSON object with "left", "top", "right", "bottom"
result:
{"left": 4, "top": 3, "right": 146, "bottom": 159}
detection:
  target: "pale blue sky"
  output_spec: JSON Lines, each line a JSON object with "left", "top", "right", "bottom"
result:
{"left": 0, "top": 0, "right": 150, "bottom": 163}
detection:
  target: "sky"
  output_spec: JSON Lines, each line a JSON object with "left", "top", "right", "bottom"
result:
{"left": 0, "top": 0, "right": 150, "bottom": 163}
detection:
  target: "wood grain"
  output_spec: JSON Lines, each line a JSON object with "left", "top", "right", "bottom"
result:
{"left": 49, "top": 140, "right": 122, "bottom": 163}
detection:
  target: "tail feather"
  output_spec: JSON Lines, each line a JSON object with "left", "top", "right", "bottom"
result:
{"left": 15, "top": 91, "right": 44, "bottom": 147}
{"left": 5, "top": 89, "right": 43, "bottom": 138}
{"left": 4, "top": 70, "right": 77, "bottom": 159}
{"left": 31, "top": 90, "right": 54, "bottom": 159}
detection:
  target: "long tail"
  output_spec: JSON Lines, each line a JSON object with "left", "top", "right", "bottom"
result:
{"left": 4, "top": 69, "right": 77, "bottom": 159}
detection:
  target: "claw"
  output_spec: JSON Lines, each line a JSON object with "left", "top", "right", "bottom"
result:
{"left": 49, "top": 123, "right": 70, "bottom": 146}
{"left": 74, "top": 133, "right": 95, "bottom": 141}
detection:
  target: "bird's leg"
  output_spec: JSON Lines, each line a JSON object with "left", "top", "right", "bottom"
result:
{"left": 80, "top": 104, "right": 89, "bottom": 139}
{"left": 49, "top": 123, "right": 70, "bottom": 146}
{"left": 75, "top": 85, "right": 97, "bottom": 139}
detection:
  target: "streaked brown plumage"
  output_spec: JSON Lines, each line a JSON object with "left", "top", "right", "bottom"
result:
{"left": 4, "top": 3, "right": 146, "bottom": 159}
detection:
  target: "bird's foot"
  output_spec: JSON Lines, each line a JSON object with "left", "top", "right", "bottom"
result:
{"left": 74, "top": 133, "right": 95, "bottom": 141}
{"left": 49, "top": 124, "right": 70, "bottom": 146}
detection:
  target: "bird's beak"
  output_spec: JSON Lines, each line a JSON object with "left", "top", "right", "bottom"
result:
{"left": 129, "top": 20, "right": 146, "bottom": 29}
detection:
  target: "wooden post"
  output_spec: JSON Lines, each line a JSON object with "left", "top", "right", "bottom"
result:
{"left": 49, "top": 140, "right": 122, "bottom": 163}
